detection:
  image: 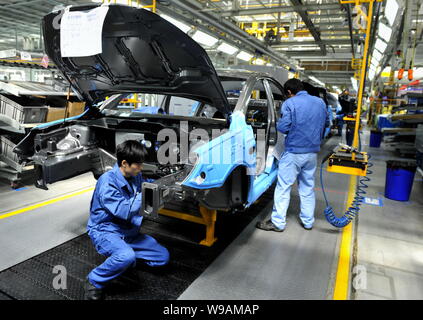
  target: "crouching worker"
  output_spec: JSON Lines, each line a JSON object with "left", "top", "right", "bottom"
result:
{"left": 85, "top": 140, "right": 169, "bottom": 300}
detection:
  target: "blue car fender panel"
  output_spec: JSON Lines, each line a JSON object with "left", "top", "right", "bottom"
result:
{"left": 182, "top": 111, "right": 255, "bottom": 190}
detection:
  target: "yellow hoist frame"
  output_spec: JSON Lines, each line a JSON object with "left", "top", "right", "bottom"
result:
{"left": 326, "top": 0, "right": 383, "bottom": 177}
{"left": 158, "top": 206, "right": 218, "bottom": 247}
{"left": 326, "top": 145, "right": 369, "bottom": 176}
{"left": 101, "top": 0, "right": 156, "bottom": 13}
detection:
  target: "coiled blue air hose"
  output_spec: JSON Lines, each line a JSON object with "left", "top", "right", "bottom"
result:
{"left": 320, "top": 152, "right": 373, "bottom": 228}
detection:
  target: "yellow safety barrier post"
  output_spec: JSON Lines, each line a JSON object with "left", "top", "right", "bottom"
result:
{"left": 334, "top": 0, "right": 382, "bottom": 300}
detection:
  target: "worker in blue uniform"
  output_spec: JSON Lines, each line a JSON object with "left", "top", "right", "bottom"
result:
{"left": 256, "top": 79, "right": 328, "bottom": 232}
{"left": 335, "top": 101, "right": 344, "bottom": 136}
{"left": 85, "top": 140, "right": 169, "bottom": 300}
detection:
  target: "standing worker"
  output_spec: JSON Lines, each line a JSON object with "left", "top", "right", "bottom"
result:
{"left": 256, "top": 79, "right": 328, "bottom": 232}
{"left": 338, "top": 90, "right": 354, "bottom": 142}
{"left": 85, "top": 140, "right": 169, "bottom": 300}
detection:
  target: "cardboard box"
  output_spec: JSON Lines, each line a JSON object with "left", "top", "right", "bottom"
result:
{"left": 66, "top": 102, "right": 86, "bottom": 117}
{"left": 46, "top": 107, "right": 66, "bottom": 122}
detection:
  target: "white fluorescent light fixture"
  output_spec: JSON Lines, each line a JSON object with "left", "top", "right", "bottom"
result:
{"left": 160, "top": 15, "right": 191, "bottom": 33}
{"left": 374, "top": 38, "right": 388, "bottom": 53}
{"left": 385, "top": 0, "right": 399, "bottom": 26}
{"left": 372, "top": 49, "right": 383, "bottom": 62}
{"left": 217, "top": 42, "right": 238, "bottom": 55}
{"left": 236, "top": 51, "right": 253, "bottom": 61}
{"left": 371, "top": 56, "right": 379, "bottom": 67}
{"left": 351, "top": 77, "right": 358, "bottom": 92}
{"left": 254, "top": 15, "right": 278, "bottom": 21}
{"left": 254, "top": 58, "right": 266, "bottom": 65}
{"left": 383, "top": 67, "right": 391, "bottom": 73}
{"left": 309, "top": 76, "right": 325, "bottom": 87}
{"left": 234, "top": 16, "right": 253, "bottom": 22}
{"left": 192, "top": 30, "right": 219, "bottom": 47}
{"left": 378, "top": 22, "right": 392, "bottom": 42}
{"left": 368, "top": 70, "right": 375, "bottom": 81}
{"left": 296, "top": 36, "right": 315, "bottom": 42}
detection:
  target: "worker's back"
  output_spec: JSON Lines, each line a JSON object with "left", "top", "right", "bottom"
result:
{"left": 278, "top": 90, "right": 328, "bottom": 153}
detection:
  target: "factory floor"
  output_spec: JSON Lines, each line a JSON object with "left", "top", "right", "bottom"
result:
{"left": 0, "top": 129, "right": 422, "bottom": 300}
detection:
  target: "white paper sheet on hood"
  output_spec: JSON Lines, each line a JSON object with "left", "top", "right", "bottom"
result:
{"left": 60, "top": 6, "right": 109, "bottom": 58}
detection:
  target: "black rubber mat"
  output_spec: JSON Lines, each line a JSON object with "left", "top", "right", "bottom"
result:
{"left": 0, "top": 186, "right": 275, "bottom": 300}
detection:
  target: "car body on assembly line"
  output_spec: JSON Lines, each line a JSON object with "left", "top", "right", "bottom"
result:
{"left": 14, "top": 4, "right": 288, "bottom": 216}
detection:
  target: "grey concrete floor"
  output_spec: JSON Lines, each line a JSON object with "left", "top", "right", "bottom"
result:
{"left": 353, "top": 135, "right": 423, "bottom": 300}
{"left": 0, "top": 172, "right": 96, "bottom": 271}
{"left": 179, "top": 130, "right": 423, "bottom": 300}
{"left": 179, "top": 137, "right": 349, "bottom": 300}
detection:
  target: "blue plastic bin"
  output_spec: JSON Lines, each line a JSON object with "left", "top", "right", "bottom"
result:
{"left": 369, "top": 130, "right": 382, "bottom": 148}
{"left": 385, "top": 161, "right": 417, "bottom": 201}
{"left": 377, "top": 115, "right": 399, "bottom": 130}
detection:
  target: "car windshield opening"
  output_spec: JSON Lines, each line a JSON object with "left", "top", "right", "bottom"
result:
{"left": 100, "top": 93, "right": 230, "bottom": 120}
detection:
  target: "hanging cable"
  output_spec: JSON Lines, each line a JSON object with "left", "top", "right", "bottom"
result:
{"left": 320, "top": 134, "right": 372, "bottom": 228}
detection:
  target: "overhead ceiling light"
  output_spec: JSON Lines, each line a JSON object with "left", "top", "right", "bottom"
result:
{"left": 236, "top": 51, "right": 253, "bottom": 61}
{"left": 371, "top": 56, "right": 379, "bottom": 67}
{"left": 351, "top": 77, "right": 358, "bottom": 91}
{"left": 217, "top": 42, "right": 238, "bottom": 55}
{"left": 382, "top": 66, "right": 392, "bottom": 73}
{"left": 296, "top": 37, "right": 314, "bottom": 42}
{"left": 161, "top": 14, "right": 191, "bottom": 33}
{"left": 309, "top": 76, "right": 325, "bottom": 87}
{"left": 254, "top": 15, "right": 277, "bottom": 21}
{"left": 254, "top": 58, "right": 266, "bottom": 65}
{"left": 378, "top": 22, "right": 392, "bottom": 42}
{"left": 385, "top": 0, "right": 399, "bottom": 26}
{"left": 192, "top": 30, "right": 219, "bottom": 47}
{"left": 374, "top": 38, "right": 388, "bottom": 53}
{"left": 372, "top": 49, "right": 383, "bottom": 61}
{"left": 234, "top": 16, "right": 253, "bottom": 22}
{"left": 368, "top": 70, "right": 375, "bottom": 81}
{"left": 381, "top": 66, "right": 392, "bottom": 77}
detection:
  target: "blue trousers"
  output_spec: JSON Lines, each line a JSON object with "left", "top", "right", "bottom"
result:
{"left": 88, "top": 231, "right": 169, "bottom": 289}
{"left": 336, "top": 114, "right": 344, "bottom": 135}
{"left": 271, "top": 152, "right": 317, "bottom": 230}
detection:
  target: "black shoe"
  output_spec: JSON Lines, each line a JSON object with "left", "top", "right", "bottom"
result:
{"left": 256, "top": 220, "right": 284, "bottom": 232}
{"left": 84, "top": 280, "right": 104, "bottom": 300}
{"left": 300, "top": 222, "right": 313, "bottom": 230}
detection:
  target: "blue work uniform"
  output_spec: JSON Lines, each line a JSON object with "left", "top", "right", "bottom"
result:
{"left": 272, "top": 90, "right": 328, "bottom": 230}
{"left": 335, "top": 103, "right": 344, "bottom": 136}
{"left": 87, "top": 164, "right": 169, "bottom": 289}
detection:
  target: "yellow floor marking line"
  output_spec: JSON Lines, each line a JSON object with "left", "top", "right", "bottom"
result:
{"left": 333, "top": 176, "right": 357, "bottom": 300}
{"left": 0, "top": 187, "right": 95, "bottom": 220}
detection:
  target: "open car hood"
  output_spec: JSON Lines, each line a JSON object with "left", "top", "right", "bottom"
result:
{"left": 42, "top": 4, "right": 230, "bottom": 115}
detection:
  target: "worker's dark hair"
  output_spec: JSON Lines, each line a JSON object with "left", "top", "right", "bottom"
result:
{"left": 302, "top": 81, "right": 319, "bottom": 97}
{"left": 116, "top": 140, "right": 147, "bottom": 167}
{"left": 284, "top": 78, "right": 304, "bottom": 95}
